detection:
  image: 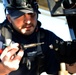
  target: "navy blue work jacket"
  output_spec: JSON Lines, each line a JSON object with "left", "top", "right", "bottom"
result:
{"left": 0, "top": 20, "right": 63, "bottom": 75}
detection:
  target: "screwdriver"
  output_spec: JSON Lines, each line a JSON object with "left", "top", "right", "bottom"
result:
{"left": 23, "top": 42, "right": 44, "bottom": 49}
{"left": 0, "top": 42, "right": 44, "bottom": 54}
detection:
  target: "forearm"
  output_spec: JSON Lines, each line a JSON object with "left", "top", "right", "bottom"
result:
{"left": 66, "top": 63, "right": 76, "bottom": 73}
{"left": 0, "top": 62, "right": 11, "bottom": 75}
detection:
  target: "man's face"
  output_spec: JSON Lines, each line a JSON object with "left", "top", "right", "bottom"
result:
{"left": 8, "top": 12, "right": 37, "bottom": 35}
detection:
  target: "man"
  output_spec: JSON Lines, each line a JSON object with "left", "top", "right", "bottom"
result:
{"left": 0, "top": 0, "right": 63, "bottom": 75}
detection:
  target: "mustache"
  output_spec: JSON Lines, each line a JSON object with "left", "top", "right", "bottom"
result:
{"left": 22, "top": 23, "right": 34, "bottom": 28}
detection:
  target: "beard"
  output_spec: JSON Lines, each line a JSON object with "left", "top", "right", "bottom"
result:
{"left": 19, "top": 23, "right": 36, "bottom": 34}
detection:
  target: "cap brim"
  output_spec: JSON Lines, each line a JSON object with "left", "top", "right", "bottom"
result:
{"left": 8, "top": 9, "right": 41, "bottom": 19}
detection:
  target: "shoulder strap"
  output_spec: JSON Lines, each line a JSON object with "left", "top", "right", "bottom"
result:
{"left": 37, "top": 31, "right": 42, "bottom": 55}
{"left": 0, "top": 19, "right": 12, "bottom": 46}
{"left": 0, "top": 23, "right": 6, "bottom": 52}
{"left": 0, "top": 29, "right": 5, "bottom": 50}
{"left": 1, "top": 27, "right": 12, "bottom": 41}
{"left": 37, "top": 28, "right": 45, "bottom": 55}
{"left": 36, "top": 30, "right": 45, "bottom": 75}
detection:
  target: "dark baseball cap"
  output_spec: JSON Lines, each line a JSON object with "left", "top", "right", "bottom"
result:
{"left": 6, "top": 0, "right": 41, "bottom": 19}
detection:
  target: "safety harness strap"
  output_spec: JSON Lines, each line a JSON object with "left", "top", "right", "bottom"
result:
{"left": 36, "top": 30, "right": 45, "bottom": 75}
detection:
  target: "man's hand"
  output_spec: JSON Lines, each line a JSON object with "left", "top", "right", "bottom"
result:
{"left": 0, "top": 43, "right": 24, "bottom": 73}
